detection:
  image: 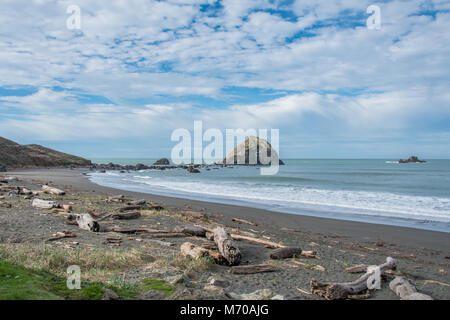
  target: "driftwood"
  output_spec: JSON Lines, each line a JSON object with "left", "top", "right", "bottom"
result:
{"left": 205, "top": 231, "right": 215, "bottom": 241}
{"left": 389, "top": 277, "right": 433, "bottom": 300}
{"left": 106, "top": 195, "right": 128, "bottom": 203}
{"left": 180, "top": 242, "right": 225, "bottom": 264}
{"left": 232, "top": 217, "right": 258, "bottom": 226}
{"left": 199, "top": 225, "right": 285, "bottom": 249}
{"left": 270, "top": 247, "right": 302, "bottom": 259}
{"left": 128, "top": 199, "right": 147, "bottom": 206}
{"left": 112, "top": 211, "right": 141, "bottom": 220}
{"left": 310, "top": 257, "right": 397, "bottom": 300}
{"left": 42, "top": 185, "right": 65, "bottom": 195}
{"left": 213, "top": 227, "right": 241, "bottom": 266}
{"left": 75, "top": 214, "right": 102, "bottom": 232}
{"left": 46, "top": 231, "right": 77, "bottom": 242}
{"left": 346, "top": 265, "right": 368, "bottom": 274}
{"left": 141, "top": 232, "right": 187, "bottom": 238}
{"left": 230, "top": 264, "right": 278, "bottom": 274}
{"left": 301, "top": 250, "right": 317, "bottom": 259}
{"left": 174, "top": 225, "right": 207, "bottom": 237}
{"left": 231, "top": 234, "right": 284, "bottom": 249}
{"left": 103, "top": 227, "right": 150, "bottom": 234}
{"left": 32, "top": 199, "right": 57, "bottom": 209}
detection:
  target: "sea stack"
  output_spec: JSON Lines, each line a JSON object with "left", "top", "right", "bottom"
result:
{"left": 223, "top": 136, "right": 284, "bottom": 165}
{"left": 398, "top": 156, "right": 426, "bottom": 163}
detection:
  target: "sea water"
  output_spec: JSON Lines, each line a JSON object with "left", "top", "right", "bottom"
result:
{"left": 88, "top": 159, "right": 450, "bottom": 233}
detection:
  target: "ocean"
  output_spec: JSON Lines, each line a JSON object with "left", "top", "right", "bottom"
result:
{"left": 87, "top": 159, "right": 450, "bottom": 233}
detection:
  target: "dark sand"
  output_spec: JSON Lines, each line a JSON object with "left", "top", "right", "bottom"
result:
{"left": 11, "top": 168, "right": 449, "bottom": 252}
{"left": 2, "top": 168, "right": 449, "bottom": 300}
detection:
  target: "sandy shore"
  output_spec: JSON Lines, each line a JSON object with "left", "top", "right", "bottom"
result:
{"left": 1, "top": 168, "right": 449, "bottom": 300}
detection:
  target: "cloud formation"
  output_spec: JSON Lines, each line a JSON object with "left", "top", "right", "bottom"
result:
{"left": 0, "top": 0, "right": 449, "bottom": 157}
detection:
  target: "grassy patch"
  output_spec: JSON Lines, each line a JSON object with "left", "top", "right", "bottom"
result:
{"left": 0, "top": 244, "right": 154, "bottom": 280}
{"left": 0, "top": 260, "right": 155, "bottom": 300}
{"left": 141, "top": 279, "right": 174, "bottom": 296}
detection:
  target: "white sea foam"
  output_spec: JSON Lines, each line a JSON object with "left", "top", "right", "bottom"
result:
{"left": 88, "top": 171, "right": 450, "bottom": 226}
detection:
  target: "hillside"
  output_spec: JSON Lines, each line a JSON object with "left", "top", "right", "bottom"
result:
{"left": 0, "top": 137, "right": 91, "bottom": 168}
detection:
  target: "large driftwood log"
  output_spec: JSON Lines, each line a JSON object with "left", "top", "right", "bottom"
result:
{"left": 213, "top": 227, "right": 241, "bottom": 266}
{"left": 389, "top": 277, "right": 433, "bottom": 300}
{"left": 270, "top": 247, "right": 302, "bottom": 259}
{"left": 75, "top": 214, "right": 102, "bottom": 232}
{"left": 42, "top": 185, "right": 65, "bottom": 195}
{"left": 32, "top": 199, "right": 57, "bottom": 209}
{"left": 174, "top": 225, "right": 207, "bottom": 237}
{"left": 112, "top": 211, "right": 141, "bottom": 220}
{"left": 230, "top": 264, "right": 278, "bottom": 274}
{"left": 180, "top": 242, "right": 225, "bottom": 264}
{"left": 311, "top": 257, "right": 397, "bottom": 300}
{"left": 198, "top": 225, "right": 284, "bottom": 248}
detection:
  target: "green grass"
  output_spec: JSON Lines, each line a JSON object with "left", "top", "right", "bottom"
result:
{"left": 141, "top": 279, "right": 175, "bottom": 296}
{"left": 0, "top": 260, "right": 177, "bottom": 300}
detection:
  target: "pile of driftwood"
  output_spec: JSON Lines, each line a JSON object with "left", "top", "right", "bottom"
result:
{"left": 310, "top": 257, "right": 433, "bottom": 300}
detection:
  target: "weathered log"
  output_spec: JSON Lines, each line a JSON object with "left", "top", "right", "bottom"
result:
{"left": 270, "top": 247, "right": 302, "bottom": 260}
{"left": 346, "top": 265, "right": 368, "bottom": 274}
{"left": 141, "top": 232, "right": 187, "bottom": 238}
{"left": 389, "top": 277, "right": 433, "bottom": 300}
{"left": 230, "top": 264, "right": 278, "bottom": 274}
{"left": 75, "top": 214, "right": 102, "bottom": 232}
{"left": 32, "top": 199, "right": 57, "bottom": 209}
{"left": 213, "top": 227, "right": 241, "bottom": 266}
{"left": 112, "top": 211, "right": 141, "bottom": 220}
{"left": 205, "top": 231, "right": 215, "bottom": 241}
{"left": 106, "top": 195, "right": 127, "bottom": 203}
{"left": 232, "top": 217, "right": 258, "bottom": 226}
{"left": 103, "top": 227, "right": 152, "bottom": 234}
{"left": 46, "top": 231, "right": 77, "bottom": 242}
{"left": 231, "top": 234, "right": 284, "bottom": 249}
{"left": 310, "top": 257, "right": 397, "bottom": 300}
{"left": 42, "top": 185, "right": 65, "bottom": 195}
{"left": 180, "top": 242, "right": 225, "bottom": 264}
{"left": 128, "top": 199, "right": 147, "bottom": 206}
{"left": 301, "top": 250, "right": 317, "bottom": 259}
{"left": 199, "top": 225, "right": 284, "bottom": 248}
{"left": 174, "top": 225, "right": 207, "bottom": 237}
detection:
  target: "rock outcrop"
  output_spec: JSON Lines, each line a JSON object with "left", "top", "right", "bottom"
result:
{"left": 399, "top": 156, "right": 426, "bottom": 163}
{"left": 223, "top": 136, "right": 284, "bottom": 165}
{"left": 0, "top": 137, "right": 91, "bottom": 168}
{"left": 153, "top": 158, "right": 170, "bottom": 165}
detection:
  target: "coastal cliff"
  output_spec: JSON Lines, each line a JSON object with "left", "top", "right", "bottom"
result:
{"left": 0, "top": 137, "right": 91, "bottom": 169}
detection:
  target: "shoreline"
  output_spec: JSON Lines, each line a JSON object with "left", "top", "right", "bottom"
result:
{"left": 9, "top": 168, "right": 450, "bottom": 253}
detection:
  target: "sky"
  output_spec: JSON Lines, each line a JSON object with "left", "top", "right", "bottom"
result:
{"left": 0, "top": 0, "right": 449, "bottom": 159}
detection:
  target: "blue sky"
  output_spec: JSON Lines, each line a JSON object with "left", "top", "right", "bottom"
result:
{"left": 0, "top": 0, "right": 449, "bottom": 159}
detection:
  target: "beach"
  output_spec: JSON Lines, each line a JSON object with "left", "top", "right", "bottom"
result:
{"left": 1, "top": 168, "right": 449, "bottom": 300}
